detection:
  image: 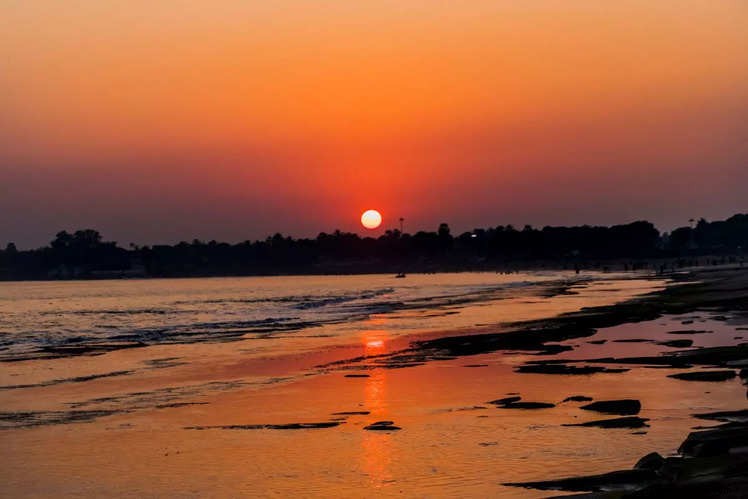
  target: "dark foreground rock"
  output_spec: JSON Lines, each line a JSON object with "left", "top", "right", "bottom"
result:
{"left": 678, "top": 423, "right": 748, "bottom": 457}
{"left": 498, "top": 401, "right": 556, "bottom": 409}
{"left": 487, "top": 396, "right": 522, "bottom": 406}
{"left": 364, "top": 420, "right": 401, "bottom": 431}
{"left": 579, "top": 343, "right": 748, "bottom": 369}
{"left": 667, "top": 329, "right": 713, "bottom": 335}
{"left": 693, "top": 409, "right": 748, "bottom": 423}
{"left": 506, "top": 422, "right": 748, "bottom": 497}
{"left": 657, "top": 339, "right": 693, "bottom": 348}
{"left": 185, "top": 422, "right": 341, "bottom": 430}
{"left": 562, "top": 395, "right": 594, "bottom": 403}
{"left": 564, "top": 416, "right": 650, "bottom": 429}
{"left": 668, "top": 370, "right": 737, "bottom": 382}
{"left": 505, "top": 469, "right": 661, "bottom": 492}
{"left": 580, "top": 399, "right": 641, "bottom": 415}
{"left": 488, "top": 396, "right": 555, "bottom": 409}
{"left": 634, "top": 452, "right": 665, "bottom": 471}
{"left": 515, "top": 364, "right": 629, "bottom": 375}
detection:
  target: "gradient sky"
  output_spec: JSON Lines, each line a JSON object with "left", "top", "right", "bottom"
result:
{"left": 1, "top": 1, "right": 747, "bottom": 248}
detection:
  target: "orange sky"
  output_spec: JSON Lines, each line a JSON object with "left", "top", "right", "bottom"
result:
{"left": 1, "top": 1, "right": 747, "bottom": 247}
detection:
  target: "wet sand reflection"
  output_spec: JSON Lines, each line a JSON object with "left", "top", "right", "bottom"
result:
{"left": 360, "top": 328, "right": 394, "bottom": 487}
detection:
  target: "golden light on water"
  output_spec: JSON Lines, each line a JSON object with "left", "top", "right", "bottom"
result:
{"left": 361, "top": 368, "right": 392, "bottom": 487}
{"left": 362, "top": 326, "right": 388, "bottom": 356}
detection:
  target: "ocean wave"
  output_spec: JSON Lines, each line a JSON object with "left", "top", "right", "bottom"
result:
{"left": 0, "top": 277, "right": 554, "bottom": 362}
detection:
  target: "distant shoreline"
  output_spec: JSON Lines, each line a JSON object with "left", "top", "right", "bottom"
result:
{"left": 2, "top": 214, "right": 745, "bottom": 281}
{"left": 0, "top": 258, "right": 742, "bottom": 283}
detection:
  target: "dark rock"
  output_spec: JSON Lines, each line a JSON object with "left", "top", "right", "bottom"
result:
{"left": 613, "top": 339, "right": 652, "bottom": 343}
{"left": 562, "top": 395, "right": 594, "bottom": 403}
{"left": 671, "top": 345, "right": 747, "bottom": 365}
{"left": 488, "top": 396, "right": 555, "bottom": 409}
{"left": 185, "top": 422, "right": 342, "bottom": 430}
{"left": 504, "top": 469, "right": 661, "bottom": 492}
{"left": 658, "top": 339, "right": 694, "bottom": 348}
{"left": 537, "top": 344, "right": 574, "bottom": 355}
{"left": 667, "top": 330, "right": 712, "bottom": 335}
{"left": 587, "top": 339, "right": 607, "bottom": 344}
{"left": 580, "top": 399, "right": 641, "bottom": 415}
{"left": 499, "top": 402, "right": 556, "bottom": 410}
{"left": 668, "top": 370, "right": 736, "bottom": 382}
{"left": 331, "top": 411, "right": 370, "bottom": 416}
{"left": 564, "top": 416, "right": 650, "bottom": 429}
{"left": 344, "top": 374, "right": 370, "bottom": 378}
{"left": 678, "top": 424, "right": 748, "bottom": 457}
{"left": 693, "top": 409, "right": 748, "bottom": 423}
{"left": 584, "top": 344, "right": 748, "bottom": 369}
{"left": 410, "top": 322, "right": 597, "bottom": 359}
{"left": 488, "top": 396, "right": 521, "bottom": 406}
{"left": 516, "top": 364, "right": 629, "bottom": 375}
{"left": 364, "top": 420, "right": 401, "bottom": 431}
{"left": 634, "top": 452, "right": 665, "bottom": 470}
{"left": 507, "top": 421, "right": 748, "bottom": 495}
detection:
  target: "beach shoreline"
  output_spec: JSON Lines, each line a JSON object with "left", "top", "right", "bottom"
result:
{"left": 1, "top": 268, "right": 746, "bottom": 496}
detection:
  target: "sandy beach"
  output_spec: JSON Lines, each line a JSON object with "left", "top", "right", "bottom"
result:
{"left": 1, "top": 268, "right": 747, "bottom": 497}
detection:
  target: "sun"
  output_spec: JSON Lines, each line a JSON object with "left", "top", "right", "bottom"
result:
{"left": 361, "top": 209, "right": 382, "bottom": 229}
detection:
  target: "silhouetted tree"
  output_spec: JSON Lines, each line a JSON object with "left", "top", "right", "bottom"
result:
{"left": 2, "top": 213, "right": 747, "bottom": 280}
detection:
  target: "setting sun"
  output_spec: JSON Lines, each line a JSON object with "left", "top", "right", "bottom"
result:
{"left": 361, "top": 210, "right": 382, "bottom": 229}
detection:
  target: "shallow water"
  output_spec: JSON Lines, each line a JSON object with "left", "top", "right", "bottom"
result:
{"left": 0, "top": 272, "right": 575, "bottom": 360}
{"left": 1, "top": 272, "right": 745, "bottom": 497}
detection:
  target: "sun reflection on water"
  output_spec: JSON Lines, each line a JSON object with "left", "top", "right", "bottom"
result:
{"left": 361, "top": 368, "right": 394, "bottom": 487}
{"left": 365, "top": 339, "right": 384, "bottom": 349}
{"left": 359, "top": 326, "right": 395, "bottom": 487}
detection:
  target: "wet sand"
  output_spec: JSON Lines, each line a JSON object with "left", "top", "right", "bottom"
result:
{"left": 1, "top": 269, "right": 747, "bottom": 497}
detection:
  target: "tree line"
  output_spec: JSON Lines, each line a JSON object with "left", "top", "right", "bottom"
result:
{"left": 0, "top": 214, "right": 746, "bottom": 280}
